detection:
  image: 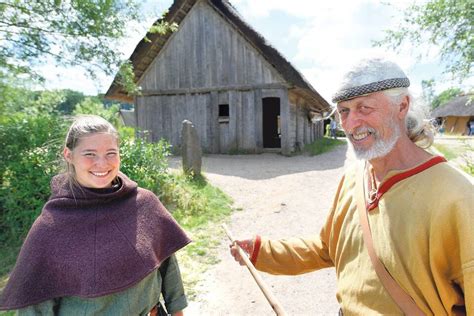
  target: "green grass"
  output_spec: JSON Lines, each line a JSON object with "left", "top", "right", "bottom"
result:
{"left": 163, "top": 173, "right": 232, "bottom": 227}
{"left": 160, "top": 172, "right": 233, "bottom": 299}
{"left": 176, "top": 224, "right": 225, "bottom": 299}
{"left": 432, "top": 143, "right": 458, "bottom": 160}
{"left": 432, "top": 140, "right": 473, "bottom": 176}
{"left": 304, "top": 137, "right": 346, "bottom": 156}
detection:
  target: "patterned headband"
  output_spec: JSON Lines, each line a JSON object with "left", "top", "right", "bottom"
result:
{"left": 332, "top": 77, "right": 410, "bottom": 103}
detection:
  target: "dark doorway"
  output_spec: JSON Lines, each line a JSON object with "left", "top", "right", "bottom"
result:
{"left": 262, "top": 97, "right": 281, "bottom": 148}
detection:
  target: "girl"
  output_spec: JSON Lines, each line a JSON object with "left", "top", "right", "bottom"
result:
{"left": 0, "top": 115, "right": 191, "bottom": 315}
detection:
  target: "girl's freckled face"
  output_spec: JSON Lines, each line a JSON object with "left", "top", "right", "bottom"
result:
{"left": 64, "top": 133, "right": 120, "bottom": 188}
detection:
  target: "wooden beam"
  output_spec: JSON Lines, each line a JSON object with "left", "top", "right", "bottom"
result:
{"left": 141, "top": 83, "right": 290, "bottom": 96}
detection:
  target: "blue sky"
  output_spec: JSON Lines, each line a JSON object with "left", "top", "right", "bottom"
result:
{"left": 39, "top": 0, "right": 472, "bottom": 104}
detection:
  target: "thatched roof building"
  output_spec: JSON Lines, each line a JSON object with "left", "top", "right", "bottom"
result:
{"left": 431, "top": 93, "right": 474, "bottom": 135}
{"left": 105, "top": 0, "right": 330, "bottom": 154}
{"left": 431, "top": 94, "right": 474, "bottom": 117}
{"left": 106, "top": 0, "right": 329, "bottom": 111}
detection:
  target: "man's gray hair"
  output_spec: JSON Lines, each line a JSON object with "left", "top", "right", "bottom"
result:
{"left": 383, "top": 88, "right": 434, "bottom": 148}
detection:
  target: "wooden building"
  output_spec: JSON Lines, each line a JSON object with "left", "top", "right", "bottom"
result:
{"left": 119, "top": 109, "right": 137, "bottom": 127}
{"left": 431, "top": 94, "right": 473, "bottom": 135}
{"left": 106, "top": 0, "right": 331, "bottom": 154}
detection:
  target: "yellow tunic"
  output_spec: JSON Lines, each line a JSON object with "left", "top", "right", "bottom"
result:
{"left": 253, "top": 161, "right": 473, "bottom": 315}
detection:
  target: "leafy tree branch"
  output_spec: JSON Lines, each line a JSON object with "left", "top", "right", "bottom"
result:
{"left": 0, "top": 0, "right": 141, "bottom": 80}
{"left": 374, "top": 0, "right": 473, "bottom": 81}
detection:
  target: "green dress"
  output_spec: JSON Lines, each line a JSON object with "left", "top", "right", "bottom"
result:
{"left": 17, "top": 254, "right": 187, "bottom": 316}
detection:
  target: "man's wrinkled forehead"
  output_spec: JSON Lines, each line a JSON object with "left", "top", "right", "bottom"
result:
{"left": 336, "top": 91, "right": 391, "bottom": 111}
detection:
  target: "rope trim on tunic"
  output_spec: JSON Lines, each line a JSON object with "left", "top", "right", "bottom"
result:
{"left": 366, "top": 156, "right": 447, "bottom": 212}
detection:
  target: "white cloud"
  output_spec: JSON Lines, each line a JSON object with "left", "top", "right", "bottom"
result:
{"left": 232, "top": 0, "right": 374, "bottom": 18}
{"left": 231, "top": 0, "right": 443, "bottom": 102}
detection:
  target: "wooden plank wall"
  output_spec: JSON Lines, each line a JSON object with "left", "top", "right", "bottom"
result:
{"left": 289, "top": 99, "right": 324, "bottom": 152}
{"left": 137, "top": 89, "right": 324, "bottom": 154}
{"left": 136, "top": 88, "right": 282, "bottom": 154}
{"left": 139, "top": 0, "right": 285, "bottom": 92}
{"left": 134, "top": 0, "right": 325, "bottom": 154}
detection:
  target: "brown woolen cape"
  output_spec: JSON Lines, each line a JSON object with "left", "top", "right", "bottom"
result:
{"left": 0, "top": 172, "right": 191, "bottom": 310}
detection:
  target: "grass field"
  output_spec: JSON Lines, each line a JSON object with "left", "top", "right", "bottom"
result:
{"left": 431, "top": 137, "right": 473, "bottom": 175}
{"left": 304, "top": 137, "right": 346, "bottom": 156}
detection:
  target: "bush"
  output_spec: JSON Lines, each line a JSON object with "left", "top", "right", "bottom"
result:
{"left": 119, "top": 135, "right": 171, "bottom": 196}
{"left": 0, "top": 113, "right": 65, "bottom": 178}
{"left": 0, "top": 113, "right": 68, "bottom": 244}
{"left": 0, "top": 145, "right": 61, "bottom": 243}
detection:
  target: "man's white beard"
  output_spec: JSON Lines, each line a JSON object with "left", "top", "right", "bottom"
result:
{"left": 348, "top": 121, "right": 401, "bottom": 161}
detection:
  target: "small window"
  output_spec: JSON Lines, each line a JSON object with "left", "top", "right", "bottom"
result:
{"left": 218, "top": 104, "right": 229, "bottom": 123}
{"left": 219, "top": 104, "right": 229, "bottom": 117}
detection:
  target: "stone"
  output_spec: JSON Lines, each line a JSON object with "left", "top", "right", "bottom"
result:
{"left": 181, "top": 120, "right": 202, "bottom": 176}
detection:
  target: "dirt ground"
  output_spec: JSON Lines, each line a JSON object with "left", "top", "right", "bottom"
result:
{"left": 170, "top": 143, "right": 356, "bottom": 315}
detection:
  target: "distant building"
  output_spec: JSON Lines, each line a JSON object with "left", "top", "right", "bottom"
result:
{"left": 431, "top": 94, "right": 474, "bottom": 135}
{"left": 106, "top": 0, "right": 331, "bottom": 154}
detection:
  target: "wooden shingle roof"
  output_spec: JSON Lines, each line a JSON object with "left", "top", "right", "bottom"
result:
{"left": 105, "top": 0, "right": 330, "bottom": 112}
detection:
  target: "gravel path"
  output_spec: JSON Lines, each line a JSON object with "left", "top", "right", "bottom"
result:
{"left": 173, "top": 143, "right": 356, "bottom": 315}
{"left": 173, "top": 137, "right": 471, "bottom": 315}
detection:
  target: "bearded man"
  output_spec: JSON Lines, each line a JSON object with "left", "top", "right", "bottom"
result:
{"left": 230, "top": 58, "right": 473, "bottom": 315}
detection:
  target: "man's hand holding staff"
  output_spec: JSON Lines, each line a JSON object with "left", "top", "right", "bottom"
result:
{"left": 224, "top": 224, "right": 287, "bottom": 316}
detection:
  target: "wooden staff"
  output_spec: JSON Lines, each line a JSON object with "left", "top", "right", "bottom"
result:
{"left": 222, "top": 224, "right": 287, "bottom": 316}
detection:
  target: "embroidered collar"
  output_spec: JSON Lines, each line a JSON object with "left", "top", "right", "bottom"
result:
{"left": 365, "top": 156, "right": 446, "bottom": 212}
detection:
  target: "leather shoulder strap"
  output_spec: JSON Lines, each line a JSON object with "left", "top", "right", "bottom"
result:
{"left": 355, "top": 164, "right": 425, "bottom": 315}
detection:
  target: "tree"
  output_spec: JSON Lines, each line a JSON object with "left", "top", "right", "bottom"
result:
{"left": 0, "top": 0, "right": 141, "bottom": 80}
{"left": 0, "top": 80, "right": 33, "bottom": 115}
{"left": 57, "top": 89, "right": 86, "bottom": 114}
{"left": 431, "top": 88, "right": 463, "bottom": 109}
{"left": 0, "top": 1, "right": 178, "bottom": 96}
{"left": 421, "top": 79, "right": 436, "bottom": 105}
{"left": 375, "top": 0, "right": 473, "bottom": 80}
{"left": 74, "top": 96, "right": 121, "bottom": 127}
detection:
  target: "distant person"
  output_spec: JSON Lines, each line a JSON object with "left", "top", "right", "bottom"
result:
{"left": 0, "top": 115, "right": 191, "bottom": 315}
{"left": 330, "top": 118, "right": 338, "bottom": 139}
{"left": 230, "top": 58, "right": 473, "bottom": 314}
{"left": 469, "top": 120, "right": 474, "bottom": 136}
{"left": 436, "top": 118, "right": 445, "bottom": 135}
{"left": 439, "top": 124, "right": 445, "bottom": 135}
